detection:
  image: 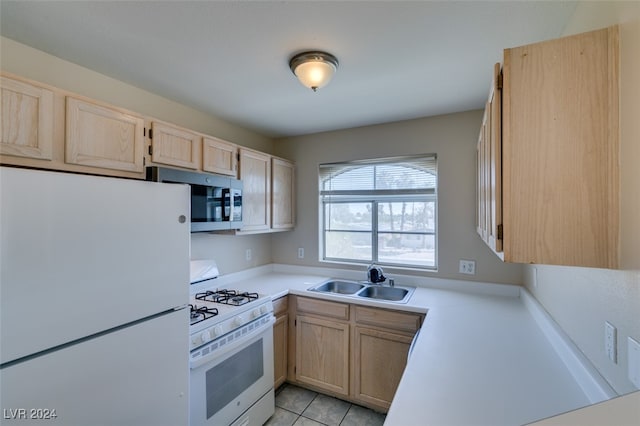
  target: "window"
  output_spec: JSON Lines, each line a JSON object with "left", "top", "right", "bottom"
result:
{"left": 319, "top": 155, "right": 437, "bottom": 270}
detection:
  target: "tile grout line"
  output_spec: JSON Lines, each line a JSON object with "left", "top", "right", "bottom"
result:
{"left": 273, "top": 384, "right": 386, "bottom": 426}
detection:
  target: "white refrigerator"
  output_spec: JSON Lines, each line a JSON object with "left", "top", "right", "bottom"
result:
{"left": 0, "top": 167, "right": 190, "bottom": 426}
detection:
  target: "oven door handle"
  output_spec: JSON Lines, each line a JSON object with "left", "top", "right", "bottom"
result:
{"left": 190, "top": 315, "right": 275, "bottom": 370}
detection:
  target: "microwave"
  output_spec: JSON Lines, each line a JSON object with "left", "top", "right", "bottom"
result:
{"left": 146, "top": 167, "right": 242, "bottom": 232}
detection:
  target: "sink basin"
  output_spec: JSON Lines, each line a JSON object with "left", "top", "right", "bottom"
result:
{"left": 308, "top": 279, "right": 415, "bottom": 303}
{"left": 309, "top": 280, "right": 366, "bottom": 295}
{"left": 356, "top": 285, "right": 414, "bottom": 302}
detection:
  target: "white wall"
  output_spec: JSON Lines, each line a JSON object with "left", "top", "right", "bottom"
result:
{"left": 272, "top": 111, "right": 523, "bottom": 285}
{"left": 524, "top": 1, "right": 640, "bottom": 395}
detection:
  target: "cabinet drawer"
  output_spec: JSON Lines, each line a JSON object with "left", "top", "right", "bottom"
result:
{"left": 354, "top": 306, "right": 422, "bottom": 333}
{"left": 273, "top": 296, "right": 288, "bottom": 316}
{"left": 296, "top": 297, "right": 349, "bottom": 321}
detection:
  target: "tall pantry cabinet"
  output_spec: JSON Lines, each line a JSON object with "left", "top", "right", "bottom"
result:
{"left": 477, "top": 25, "right": 620, "bottom": 269}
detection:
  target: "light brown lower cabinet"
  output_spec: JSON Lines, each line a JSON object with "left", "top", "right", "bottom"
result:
{"left": 352, "top": 326, "right": 413, "bottom": 409}
{"left": 273, "top": 296, "right": 288, "bottom": 389}
{"left": 288, "top": 296, "right": 424, "bottom": 412}
{"left": 296, "top": 314, "right": 350, "bottom": 396}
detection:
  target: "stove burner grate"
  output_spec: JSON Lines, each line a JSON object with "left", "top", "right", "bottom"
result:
{"left": 189, "top": 304, "right": 219, "bottom": 325}
{"left": 195, "top": 289, "right": 259, "bottom": 306}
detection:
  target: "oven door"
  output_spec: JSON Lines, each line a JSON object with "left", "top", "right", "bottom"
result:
{"left": 189, "top": 315, "right": 275, "bottom": 426}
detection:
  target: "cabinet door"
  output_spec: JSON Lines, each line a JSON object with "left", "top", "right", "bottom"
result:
{"left": 295, "top": 314, "right": 349, "bottom": 396}
{"left": 487, "top": 63, "right": 503, "bottom": 253}
{"left": 239, "top": 148, "right": 271, "bottom": 232}
{"left": 272, "top": 157, "right": 295, "bottom": 230}
{"left": 353, "top": 326, "right": 413, "bottom": 410}
{"left": 1, "top": 76, "right": 54, "bottom": 160}
{"left": 203, "top": 136, "right": 237, "bottom": 176}
{"left": 273, "top": 296, "right": 289, "bottom": 389}
{"left": 476, "top": 115, "right": 488, "bottom": 242}
{"left": 66, "top": 97, "right": 144, "bottom": 172}
{"left": 476, "top": 63, "right": 503, "bottom": 255}
{"left": 502, "top": 26, "right": 618, "bottom": 267}
{"left": 273, "top": 312, "right": 288, "bottom": 389}
{"left": 150, "top": 121, "right": 200, "bottom": 169}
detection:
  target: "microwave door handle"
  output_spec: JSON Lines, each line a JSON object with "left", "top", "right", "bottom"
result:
{"left": 222, "top": 188, "right": 231, "bottom": 221}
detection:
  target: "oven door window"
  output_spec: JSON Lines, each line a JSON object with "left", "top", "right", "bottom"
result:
{"left": 205, "top": 339, "right": 264, "bottom": 419}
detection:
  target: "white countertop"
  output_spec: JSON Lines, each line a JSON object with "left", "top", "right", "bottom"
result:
{"left": 201, "top": 264, "right": 592, "bottom": 426}
{"left": 387, "top": 288, "right": 589, "bottom": 426}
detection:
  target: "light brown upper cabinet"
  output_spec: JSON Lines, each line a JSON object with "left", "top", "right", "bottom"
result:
{"left": 479, "top": 26, "right": 619, "bottom": 268}
{"left": 66, "top": 96, "right": 145, "bottom": 173}
{"left": 476, "top": 63, "right": 502, "bottom": 255}
{"left": 271, "top": 157, "right": 295, "bottom": 230}
{"left": 202, "top": 136, "right": 238, "bottom": 176}
{"left": 238, "top": 147, "right": 271, "bottom": 232}
{"left": 237, "top": 148, "right": 296, "bottom": 234}
{"left": 149, "top": 120, "right": 201, "bottom": 170}
{"left": 1, "top": 75, "right": 54, "bottom": 161}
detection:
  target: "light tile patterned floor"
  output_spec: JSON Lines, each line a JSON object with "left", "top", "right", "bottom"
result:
{"left": 265, "top": 384, "right": 386, "bottom": 426}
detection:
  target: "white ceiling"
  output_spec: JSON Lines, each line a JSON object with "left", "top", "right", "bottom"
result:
{"left": 0, "top": 1, "right": 577, "bottom": 138}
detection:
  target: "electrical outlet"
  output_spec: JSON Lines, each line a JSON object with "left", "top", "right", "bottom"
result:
{"left": 245, "top": 248, "right": 252, "bottom": 262}
{"left": 628, "top": 337, "right": 640, "bottom": 389}
{"left": 297, "top": 247, "right": 304, "bottom": 259}
{"left": 605, "top": 321, "right": 617, "bottom": 363}
{"left": 459, "top": 259, "right": 476, "bottom": 275}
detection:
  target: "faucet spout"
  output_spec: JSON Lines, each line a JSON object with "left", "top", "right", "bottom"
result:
{"left": 366, "top": 264, "right": 386, "bottom": 284}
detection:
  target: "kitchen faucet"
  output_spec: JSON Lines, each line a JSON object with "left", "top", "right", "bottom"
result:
{"left": 367, "top": 263, "right": 386, "bottom": 284}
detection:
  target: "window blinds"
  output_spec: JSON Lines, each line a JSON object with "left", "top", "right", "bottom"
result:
{"left": 319, "top": 155, "right": 437, "bottom": 195}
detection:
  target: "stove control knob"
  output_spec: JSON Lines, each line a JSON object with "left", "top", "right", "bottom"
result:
{"left": 212, "top": 326, "right": 223, "bottom": 337}
{"left": 251, "top": 308, "right": 260, "bottom": 318}
{"left": 233, "top": 316, "right": 243, "bottom": 327}
{"left": 200, "top": 330, "right": 211, "bottom": 344}
{"left": 260, "top": 305, "right": 268, "bottom": 315}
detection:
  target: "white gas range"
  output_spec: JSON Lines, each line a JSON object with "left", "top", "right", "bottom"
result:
{"left": 188, "top": 261, "right": 275, "bottom": 426}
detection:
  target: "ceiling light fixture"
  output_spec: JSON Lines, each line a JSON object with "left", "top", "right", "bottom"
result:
{"left": 289, "top": 51, "right": 339, "bottom": 92}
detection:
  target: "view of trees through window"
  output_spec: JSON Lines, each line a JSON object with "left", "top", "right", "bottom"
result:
{"left": 320, "top": 156, "right": 437, "bottom": 269}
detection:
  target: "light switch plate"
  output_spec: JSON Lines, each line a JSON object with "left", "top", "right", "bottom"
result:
{"left": 628, "top": 337, "right": 640, "bottom": 389}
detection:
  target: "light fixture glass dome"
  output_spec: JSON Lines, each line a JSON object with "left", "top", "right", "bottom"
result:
{"left": 289, "top": 51, "right": 338, "bottom": 92}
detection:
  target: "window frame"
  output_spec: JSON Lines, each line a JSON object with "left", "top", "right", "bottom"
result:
{"left": 319, "top": 155, "right": 438, "bottom": 271}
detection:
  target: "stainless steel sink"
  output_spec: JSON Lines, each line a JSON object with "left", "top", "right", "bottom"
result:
{"left": 309, "top": 280, "right": 366, "bottom": 295}
{"left": 356, "top": 285, "right": 414, "bottom": 302}
{"left": 308, "top": 279, "right": 415, "bottom": 303}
